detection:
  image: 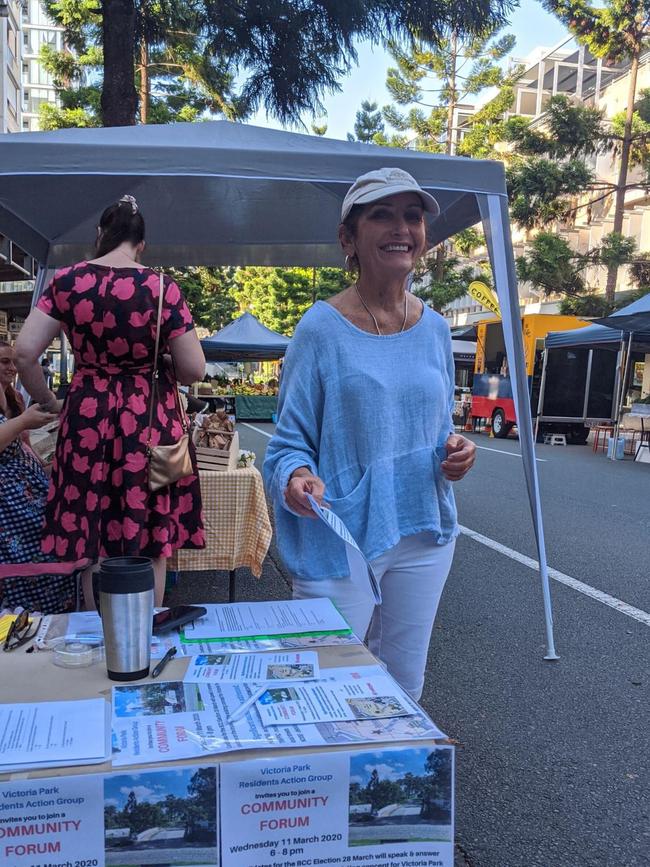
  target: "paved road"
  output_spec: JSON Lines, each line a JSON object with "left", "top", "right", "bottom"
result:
{"left": 173, "top": 424, "right": 649, "bottom": 867}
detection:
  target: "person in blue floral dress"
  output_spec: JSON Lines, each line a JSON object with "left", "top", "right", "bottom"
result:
{"left": 0, "top": 342, "right": 76, "bottom": 612}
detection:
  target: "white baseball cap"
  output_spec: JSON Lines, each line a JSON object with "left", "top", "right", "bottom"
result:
{"left": 341, "top": 167, "right": 440, "bottom": 222}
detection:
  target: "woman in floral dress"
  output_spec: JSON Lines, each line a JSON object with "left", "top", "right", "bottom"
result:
{"left": 16, "top": 197, "right": 206, "bottom": 606}
{"left": 0, "top": 342, "right": 76, "bottom": 612}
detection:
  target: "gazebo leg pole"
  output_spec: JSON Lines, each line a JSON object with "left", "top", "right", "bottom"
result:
{"left": 611, "top": 332, "right": 633, "bottom": 460}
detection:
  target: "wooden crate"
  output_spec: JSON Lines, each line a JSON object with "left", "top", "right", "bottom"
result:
{"left": 193, "top": 429, "right": 239, "bottom": 472}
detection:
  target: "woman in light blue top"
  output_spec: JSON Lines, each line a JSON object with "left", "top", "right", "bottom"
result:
{"left": 264, "top": 168, "right": 476, "bottom": 699}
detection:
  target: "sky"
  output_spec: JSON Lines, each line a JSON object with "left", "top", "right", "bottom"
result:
{"left": 104, "top": 768, "right": 203, "bottom": 808}
{"left": 251, "top": 0, "right": 569, "bottom": 141}
{"left": 349, "top": 747, "right": 439, "bottom": 786}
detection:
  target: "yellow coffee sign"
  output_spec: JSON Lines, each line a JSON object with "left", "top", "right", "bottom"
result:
{"left": 468, "top": 281, "right": 500, "bottom": 316}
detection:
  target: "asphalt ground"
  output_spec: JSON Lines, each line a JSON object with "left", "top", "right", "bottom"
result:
{"left": 169, "top": 423, "right": 650, "bottom": 867}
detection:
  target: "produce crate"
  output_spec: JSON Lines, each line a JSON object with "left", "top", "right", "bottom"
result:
{"left": 192, "top": 429, "right": 239, "bottom": 472}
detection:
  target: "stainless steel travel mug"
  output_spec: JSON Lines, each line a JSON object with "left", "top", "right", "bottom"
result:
{"left": 99, "top": 556, "right": 154, "bottom": 681}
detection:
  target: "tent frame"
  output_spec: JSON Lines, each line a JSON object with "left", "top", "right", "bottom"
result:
{"left": 0, "top": 120, "right": 558, "bottom": 659}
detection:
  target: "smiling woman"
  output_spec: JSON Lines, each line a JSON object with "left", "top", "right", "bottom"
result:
{"left": 264, "top": 167, "right": 477, "bottom": 701}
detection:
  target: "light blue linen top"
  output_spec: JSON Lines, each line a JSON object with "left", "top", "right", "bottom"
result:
{"left": 263, "top": 300, "right": 459, "bottom": 580}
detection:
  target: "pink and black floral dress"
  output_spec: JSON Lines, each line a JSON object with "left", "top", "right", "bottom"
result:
{"left": 36, "top": 262, "right": 205, "bottom": 562}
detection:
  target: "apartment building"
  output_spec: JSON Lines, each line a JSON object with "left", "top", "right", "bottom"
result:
{"left": 20, "top": 0, "right": 64, "bottom": 131}
{"left": 445, "top": 36, "right": 650, "bottom": 326}
{"left": 0, "top": 0, "right": 21, "bottom": 134}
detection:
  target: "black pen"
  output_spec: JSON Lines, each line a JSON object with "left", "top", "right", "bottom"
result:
{"left": 151, "top": 647, "right": 177, "bottom": 678}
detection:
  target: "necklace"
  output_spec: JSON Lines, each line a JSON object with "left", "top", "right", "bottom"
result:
{"left": 354, "top": 284, "right": 408, "bottom": 336}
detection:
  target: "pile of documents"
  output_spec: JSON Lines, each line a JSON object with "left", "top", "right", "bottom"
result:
{"left": 109, "top": 598, "right": 446, "bottom": 768}
{"left": 0, "top": 697, "right": 109, "bottom": 772}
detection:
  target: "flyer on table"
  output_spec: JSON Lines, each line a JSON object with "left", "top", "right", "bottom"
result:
{"left": 255, "top": 675, "right": 414, "bottom": 726}
{"left": 182, "top": 598, "right": 351, "bottom": 642}
{"left": 0, "top": 698, "right": 107, "bottom": 771}
{"left": 0, "top": 775, "right": 104, "bottom": 867}
{"left": 184, "top": 651, "right": 319, "bottom": 683}
{"left": 220, "top": 743, "right": 454, "bottom": 867}
{"left": 111, "top": 666, "right": 445, "bottom": 766}
{"left": 0, "top": 764, "right": 219, "bottom": 867}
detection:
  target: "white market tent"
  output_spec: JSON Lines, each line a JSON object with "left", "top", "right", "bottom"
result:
{"left": 0, "top": 120, "right": 558, "bottom": 658}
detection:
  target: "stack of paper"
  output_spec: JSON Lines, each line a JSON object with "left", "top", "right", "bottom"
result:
{"left": 0, "top": 697, "right": 109, "bottom": 772}
{"left": 180, "top": 598, "right": 353, "bottom": 645}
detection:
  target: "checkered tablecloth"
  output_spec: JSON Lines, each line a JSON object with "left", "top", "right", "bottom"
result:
{"left": 169, "top": 467, "right": 272, "bottom": 577}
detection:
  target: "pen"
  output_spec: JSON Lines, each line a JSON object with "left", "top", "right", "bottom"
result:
{"left": 151, "top": 646, "right": 177, "bottom": 678}
{"left": 225, "top": 678, "right": 318, "bottom": 725}
{"left": 226, "top": 685, "right": 267, "bottom": 724}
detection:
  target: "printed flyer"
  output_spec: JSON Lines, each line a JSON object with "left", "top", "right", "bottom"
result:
{"left": 0, "top": 764, "right": 219, "bottom": 867}
{"left": 0, "top": 775, "right": 104, "bottom": 867}
{"left": 255, "top": 676, "right": 413, "bottom": 726}
{"left": 184, "top": 651, "right": 319, "bottom": 684}
{"left": 220, "top": 743, "right": 454, "bottom": 867}
{"left": 111, "top": 667, "right": 446, "bottom": 767}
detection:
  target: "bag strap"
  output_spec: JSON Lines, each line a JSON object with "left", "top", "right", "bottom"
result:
{"left": 146, "top": 273, "right": 166, "bottom": 448}
{"left": 146, "top": 273, "right": 189, "bottom": 448}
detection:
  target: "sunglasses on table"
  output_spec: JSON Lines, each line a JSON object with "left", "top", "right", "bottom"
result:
{"left": 2, "top": 610, "right": 42, "bottom": 652}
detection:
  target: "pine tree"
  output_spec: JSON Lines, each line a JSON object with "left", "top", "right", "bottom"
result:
{"left": 543, "top": 0, "right": 650, "bottom": 301}
{"left": 45, "top": 1, "right": 517, "bottom": 128}
{"left": 378, "top": 26, "right": 515, "bottom": 154}
{"left": 347, "top": 100, "right": 384, "bottom": 142}
{"left": 40, "top": 1, "right": 243, "bottom": 128}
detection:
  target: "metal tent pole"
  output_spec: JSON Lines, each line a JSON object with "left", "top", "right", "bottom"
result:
{"left": 611, "top": 331, "right": 633, "bottom": 460}
{"left": 534, "top": 348, "right": 549, "bottom": 443}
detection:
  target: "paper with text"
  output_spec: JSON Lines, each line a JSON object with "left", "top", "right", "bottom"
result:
{"left": 184, "top": 651, "right": 319, "bottom": 684}
{"left": 181, "top": 598, "right": 351, "bottom": 642}
{"left": 307, "top": 494, "right": 381, "bottom": 603}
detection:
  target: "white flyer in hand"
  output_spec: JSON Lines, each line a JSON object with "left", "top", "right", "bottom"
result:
{"left": 184, "top": 650, "right": 319, "bottom": 683}
{"left": 307, "top": 493, "right": 381, "bottom": 603}
{"left": 255, "top": 675, "right": 414, "bottom": 727}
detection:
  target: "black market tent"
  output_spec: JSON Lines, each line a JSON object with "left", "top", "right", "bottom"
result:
{"left": 543, "top": 293, "right": 650, "bottom": 459}
{"left": 545, "top": 292, "right": 650, "bottom": 348}
{"left": 201, "top": 312, "right": 289, "bottom": 361}
{"left": 0, "top": 119, "right": 558, "bottom": 658}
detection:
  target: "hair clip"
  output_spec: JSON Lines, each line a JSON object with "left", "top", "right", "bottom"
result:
{"left": 119, "top": 194, "right": 138, "bottom": 214}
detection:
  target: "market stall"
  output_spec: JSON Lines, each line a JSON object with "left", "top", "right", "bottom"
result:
{"left": 545, "top": 292, "right": 650, "bottom": 460}
{"left": 0, "top": 118, "right": 557, "bottom": 655}
{"left": 199, "top": 312, "right": 287, "bottom": 419}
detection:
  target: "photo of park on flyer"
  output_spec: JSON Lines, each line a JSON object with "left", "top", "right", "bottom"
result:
{"left": 104, "top": 766, "right": 218, "bottom": 866}
{"left": 348, "top": 747, "right": 453, "bottom": 847}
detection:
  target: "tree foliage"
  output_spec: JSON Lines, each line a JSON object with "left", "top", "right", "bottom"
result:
{"left": 44, "top": 0, "right": 518, "bottom": 129}
{"left": 103, "top": 768, "right": 217, "bottom": 838}
{"left": 542, "top": 0, "right": 650, "bottom": 300}
{"left": 41, "top": 0, "right": 245, "bottom": 127}
{"left": 348, "top": 100, "right": 384, "bottom": 142}
{"left": 169, "top": 267, "right": 239, "bottom": 332}
{"left": 231, "top": 267, "right": 349, "bottom": 335}
{"left": 413, "top": 249, "right": 491, "bottom": 312}
{"left": 377, "top": 26, "right": 515, "bottom": 152}
{"left": 500, "top": 96, "right": 606, "bottom": 229}
{"left": 516, "top": 230, "right": 638, "bottom": 314}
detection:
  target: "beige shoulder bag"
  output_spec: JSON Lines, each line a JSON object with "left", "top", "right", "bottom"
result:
{"left": 146, "top": 273, "right": 194, "bottom": 492}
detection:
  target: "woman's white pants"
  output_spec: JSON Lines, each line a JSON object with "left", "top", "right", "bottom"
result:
{"left": 292, "top": 532, "right": 456, "bottom": 701}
